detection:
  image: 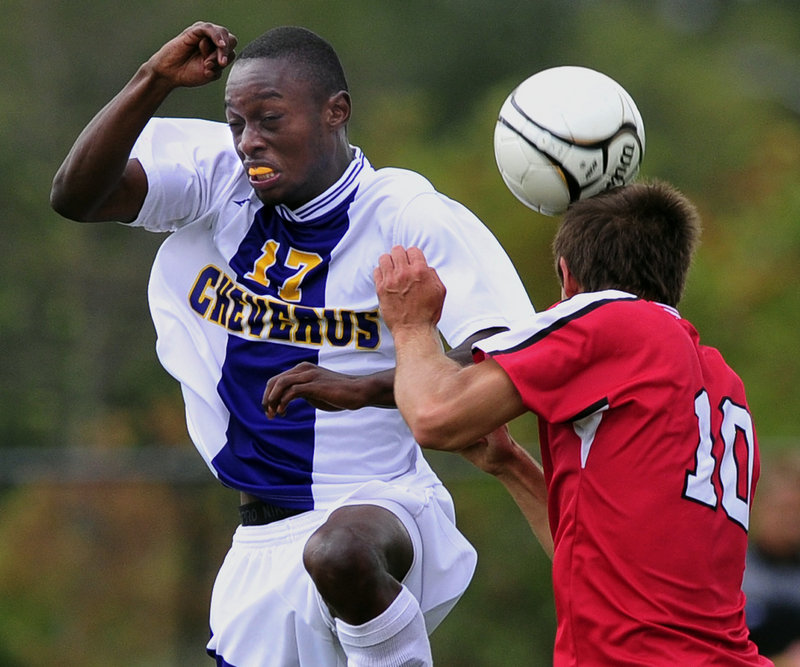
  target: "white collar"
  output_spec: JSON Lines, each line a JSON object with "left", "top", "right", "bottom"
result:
{"left": 275, "top": 147, "right": 368, "bottom": 223}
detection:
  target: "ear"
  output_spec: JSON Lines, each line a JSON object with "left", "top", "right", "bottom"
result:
{"left": 559, "top": 256, "right": 582, "bottom": 299}
{"left": 326, "top": 90, "right": 351, "bottom": 129}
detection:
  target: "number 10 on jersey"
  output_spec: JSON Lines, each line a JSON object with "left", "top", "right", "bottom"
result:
{"left": 683, "top": 389, "right": 756, "bottom": 531}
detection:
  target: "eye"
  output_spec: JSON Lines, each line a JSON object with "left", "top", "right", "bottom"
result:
{"left": 226, "top": 121, "right": 244, "bottom": 140}
{"left": 261, "top": 114, "right": 282, "bottom": 127}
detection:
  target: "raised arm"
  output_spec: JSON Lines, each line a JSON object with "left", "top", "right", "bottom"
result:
{"left": 375, "top": 246, "right": 553, "bottom": 556}
{"left": 50, "top": 22, "right": 237, "bottom": 223}
{"left": 374, "top": 245, "right": 526, "bottom": 451}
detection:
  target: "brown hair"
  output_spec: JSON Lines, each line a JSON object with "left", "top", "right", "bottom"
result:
{"left": 553, "top": 180, "right": 701, "bottom": 306}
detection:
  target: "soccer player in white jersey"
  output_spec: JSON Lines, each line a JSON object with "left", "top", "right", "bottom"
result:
{"left": 50, "top": 22, "right": 535, "bottom": 666}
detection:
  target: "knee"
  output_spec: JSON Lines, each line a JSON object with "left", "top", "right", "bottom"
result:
{"left": 303, "top": 506, "right": 414, "bottom": 598}
{"left": 302, "top": 507, "right": 415, "bottom": 622}
{"left": 303, "top": 522, "right": 383, "bottom": 597}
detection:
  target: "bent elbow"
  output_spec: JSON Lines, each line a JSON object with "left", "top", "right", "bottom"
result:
{"left": 49, "top": 196, "right": 81, "bottom": 222}
{"left": 407, "top": 403, "right": 465, "bottom": 452}
{"left": 50, "top": 180, "right": 89, "bottom": 222}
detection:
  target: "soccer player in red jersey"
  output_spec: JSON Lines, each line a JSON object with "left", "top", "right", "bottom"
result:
{"left": 375, "top": 180, "right": 773, "bottom": 665}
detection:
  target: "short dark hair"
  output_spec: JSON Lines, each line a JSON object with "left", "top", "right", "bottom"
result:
{"left": 553, "top": 180, "right": 701, "bottom": 306}
{"left": 238, "top": 26, "right": 349, "bottom": 98}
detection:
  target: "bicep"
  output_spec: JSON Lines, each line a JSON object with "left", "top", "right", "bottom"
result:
{"left": 415, "top": 358, "right": 526, "bottom": 451}
{"left": 457, "top": 359, "right": 526, "bottom": 435}
{"left": 69, "top": 157, "right": 148, "bottom": 223}
{"left": 95, "top": 158, "right": 149, "bottom": 223}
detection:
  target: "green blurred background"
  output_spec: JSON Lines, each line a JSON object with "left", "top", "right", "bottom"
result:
{"left": 2, "top": 0, "right": 799, "bottom": 665}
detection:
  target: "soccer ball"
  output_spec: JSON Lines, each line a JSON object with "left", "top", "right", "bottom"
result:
{"left": 493, "top": 66, "right": 645, "bottom": 216}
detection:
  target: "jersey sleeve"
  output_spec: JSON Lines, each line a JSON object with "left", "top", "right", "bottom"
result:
{"left": 475, "top": 293, "right": 639, "bottom": 423}
{"left": 396, "top": 191, "right": 535, "bottom": 347}
{"left": 129, "top": 118, "right": 244, "bottom": 233}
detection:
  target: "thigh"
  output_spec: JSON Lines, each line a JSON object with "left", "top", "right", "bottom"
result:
{"left": 207, "top": 513, "right": 346, "bottom": 667}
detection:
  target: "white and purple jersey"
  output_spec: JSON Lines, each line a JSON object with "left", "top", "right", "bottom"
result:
{"left": 131, "top": 118, "right": 534, "bottom": 510}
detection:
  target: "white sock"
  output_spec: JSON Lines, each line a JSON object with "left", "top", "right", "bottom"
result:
{"left": 335, "top": 585, "right": 432, "bottom": 667}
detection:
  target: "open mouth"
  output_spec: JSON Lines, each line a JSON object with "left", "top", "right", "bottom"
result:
{"left": 248, "top": 166, "right": 277, "bottom": 183}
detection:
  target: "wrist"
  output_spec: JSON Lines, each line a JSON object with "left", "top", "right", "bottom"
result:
{"left": 389, "top": 322, "right": 437, "bottom": 346}
{"left": 496, "top": 446, "right": 548, "bottom": 502}
{"left": 362, "top": 371, "right": 396, "bottom": 408}
{"left": 134, "top": 60, "right": 180, "bottom": 99}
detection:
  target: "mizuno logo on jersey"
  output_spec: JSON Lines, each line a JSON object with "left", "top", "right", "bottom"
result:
{"left": 188, "top": 265, "right": 380, "bottom": 349}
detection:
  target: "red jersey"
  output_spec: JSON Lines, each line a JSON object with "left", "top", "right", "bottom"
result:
{"left": 476, "top": 290, "right": 771, "bottom": 666}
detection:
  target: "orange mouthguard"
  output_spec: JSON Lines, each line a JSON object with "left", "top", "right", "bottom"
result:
{"left": 248, "top": 166, "right": 274, "bottom": 176}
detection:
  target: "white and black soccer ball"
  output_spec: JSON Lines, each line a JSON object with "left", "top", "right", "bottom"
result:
{"left": 494, "top": 66, "right": 645, "bottom": 216}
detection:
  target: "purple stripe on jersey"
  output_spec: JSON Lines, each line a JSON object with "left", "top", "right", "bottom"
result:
{"left": 213, "top": 338, "right": 318, "bottom": 508}
{"left": 212, "top": 193, "right": 356, "bottom": 506}
{"left": 207, "top": 646, "right": 235, "bottom": 666}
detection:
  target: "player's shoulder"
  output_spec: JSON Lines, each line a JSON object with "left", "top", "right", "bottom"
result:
{"left": 145, "top": 118, "right": 243, "bottom": 183}
{"left": 597, "top": 296, "right": 691, "bottom": 340}
{"left": 552, "top": 290, "right": 640, "bottom": 320}
{"left": 355, "top": 155, "right": 483, "bottom": 239}
{"left": 141, "top": 117, "right": 236, "bottom": 158}
{"left": 581, "top": 293, "right": 683, "bottom": 324}
{"left": 145, "top": 116, "right": 231, "bottom": 139}
{"left": 366, "top": 164, "right": 437, "bottom": 197}
{"left": 481, "top": 291, "right": 648, "bottom": 354}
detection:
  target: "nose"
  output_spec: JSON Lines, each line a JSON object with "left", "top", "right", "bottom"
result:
{"left": 237, "top": 122, "right": 266, "bottom": 157}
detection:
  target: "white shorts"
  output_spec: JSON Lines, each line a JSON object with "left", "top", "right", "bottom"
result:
{"left": 206, "top": 479, "right": 477, "bottom": 667}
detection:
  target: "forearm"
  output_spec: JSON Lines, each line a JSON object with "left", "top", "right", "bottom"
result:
{"left": 354, "top": 368, "right": 396, "bottom": 408}
{"left": 51, "top": 63, "right": 173, "bottom": 222}
{"left": 495, "top": 445, "right": 553, "bottom": 559}
{"left": 358, "top": 328, "right": 506, "bottom": 409}
{"left": 375, "top": 246, "right": 524, "bottom": 448}
{"left": 392, "top": 325, "right": 500, "bottom": 451}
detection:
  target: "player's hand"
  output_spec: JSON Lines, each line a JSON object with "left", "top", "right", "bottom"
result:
{"left": 374, "top": 246, "right": 445, "bottom": 334}
{"left": 458, "top": 424, "right": 519, "bottom": 477}
{"left": 264, "top": 362, "right": 372, "bottom": 418}
{"left": 145, "top": 22, "right": 237, "bottom": 88}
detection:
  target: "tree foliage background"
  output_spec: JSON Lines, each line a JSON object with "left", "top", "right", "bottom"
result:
{"left": 1, "top": 0, "right": 799, "bottom": 665}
